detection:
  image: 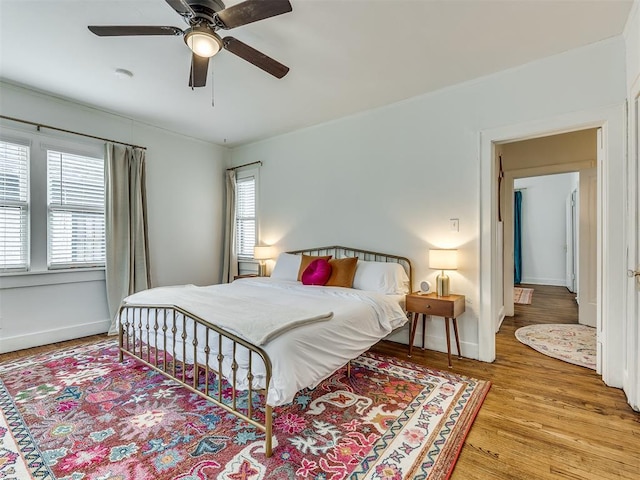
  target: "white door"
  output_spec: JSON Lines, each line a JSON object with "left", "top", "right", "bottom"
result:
{"left": 565, "top": 190, "right": 577, "bottom": 293}
{"left": 578, "top": 167, "right": 597, "bottom": 327}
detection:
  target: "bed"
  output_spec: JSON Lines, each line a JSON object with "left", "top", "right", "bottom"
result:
{"left": 117, "top": 246, "right": 412, "bottom": 457}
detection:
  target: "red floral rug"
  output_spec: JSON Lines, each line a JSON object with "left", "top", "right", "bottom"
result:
{"left": 0, "top": 340, "right": 490, "bottom": 479}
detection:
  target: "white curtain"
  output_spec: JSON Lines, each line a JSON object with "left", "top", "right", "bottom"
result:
{"left": 222, "top": 169, "right": 238, "bottom": 283}
{"left": 105, "top": 143, "right": 151, "bottom": 335}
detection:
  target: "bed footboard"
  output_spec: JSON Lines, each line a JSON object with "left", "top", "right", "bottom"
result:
{"left": 117, "top": 303, "right": 275, "bottom": 457}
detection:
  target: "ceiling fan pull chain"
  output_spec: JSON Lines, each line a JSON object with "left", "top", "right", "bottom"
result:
{"left": 211, "top": 66, "right": 215, "bottom": 107}
{"left": 190, "top": 60, "right": 195, "bottom": 91}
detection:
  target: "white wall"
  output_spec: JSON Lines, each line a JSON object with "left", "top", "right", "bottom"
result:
{"left": 230, "top": 37, "right": 626, "bottom": 360}
{"left": 514, "top": 173, "right": 578, "bottom": 286}
{"left": 0, "top": 82, "right": 228, "bottom": 353}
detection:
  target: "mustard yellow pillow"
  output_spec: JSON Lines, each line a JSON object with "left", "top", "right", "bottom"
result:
{"left": 325, "top": 257, "right": 358, "bottom": 288}
{"left": 297, "top": 254, "right": 332, "bottom": 281}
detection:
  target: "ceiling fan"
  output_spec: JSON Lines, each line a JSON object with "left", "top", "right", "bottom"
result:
{"left": 88, "top": 0, "right": 292, "bottom": 87}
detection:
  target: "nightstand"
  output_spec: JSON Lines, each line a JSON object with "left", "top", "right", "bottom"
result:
{"left": 405, "top": 292, "right": 466, "bottom": 367}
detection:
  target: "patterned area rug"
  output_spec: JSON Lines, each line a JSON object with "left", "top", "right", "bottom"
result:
{"left": 513, "top": 287, "right": 534, "bottom": 304}
{"left": 515, "top": 324, "right": 596, "bottom": 370}
{"left": 0, "top": 340, "right": 490, "bottom": 480}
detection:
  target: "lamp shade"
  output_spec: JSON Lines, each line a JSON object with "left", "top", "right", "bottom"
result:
{"left": 429, "top": 249, "right": 458, "bottom": 270}
{"left": 253, "top": 245, "right": 274, "bottom": 261}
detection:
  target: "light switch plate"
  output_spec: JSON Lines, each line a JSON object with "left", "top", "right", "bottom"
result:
{"left": 450, "top": 218, "right": 459, "bottom": 232}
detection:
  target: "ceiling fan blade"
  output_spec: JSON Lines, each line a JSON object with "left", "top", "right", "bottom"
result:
{"left": 223, "top": 37, "right": 289, "bottom": 78}
{"left": 88, "top": 26, "right": 183, "bottom": 36}
{"left": 216, "top": 0, "right": 292, "bottom": 29}
{"left": 165, "top": 0, "right": 196, "bottom": 17}
{"left": 189, "top": 53, "right": 209, "bottom": 87}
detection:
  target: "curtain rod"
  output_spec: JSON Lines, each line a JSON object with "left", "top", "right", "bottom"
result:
{"left": 0, "top": 115, "right": 147, "bottom": 150}
{"left": 227, "top": 161, "right": 262, "bottom": 171}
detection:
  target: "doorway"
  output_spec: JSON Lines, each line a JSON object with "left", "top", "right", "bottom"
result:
{"left": 479, "top": 103, "right": 627, "bottom": 390}
{"left": 499, "top": 138, "right": 598, "bottom": 372}
{"left": 510, "top": 169, "right": 597, "bottom": 330}
{"left": 513, "top": 172, "right": 579, "bottom": 290}
{"left": 499, "top": 130, "right": 598, "bottom": 327}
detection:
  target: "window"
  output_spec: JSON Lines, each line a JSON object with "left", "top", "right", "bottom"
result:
{"left": 0, "top": 127, "right": 105, "bottom": 275}
{"left": 0, "top": 140, "right": 29, "bottom": 272}
{"left": 236, "top": 174, "right": 256, "bottom": 259}
{"left": 47, "top": 150, "right": 105, "bottom": 268}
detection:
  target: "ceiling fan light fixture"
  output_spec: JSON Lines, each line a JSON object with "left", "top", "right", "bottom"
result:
{"left": 184, "top": 27, "right": 222, "bottom": 58}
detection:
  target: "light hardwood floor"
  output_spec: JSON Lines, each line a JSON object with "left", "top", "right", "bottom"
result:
{"left": 373, "top": 284, "right": 640, "bottom": 479}
{"left": 3, "top": 285, "right": 639, "bottom": 479}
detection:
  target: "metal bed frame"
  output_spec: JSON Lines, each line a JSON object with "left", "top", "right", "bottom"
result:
{"left": 117, "top": 245, "right": 412, "bottom": 458}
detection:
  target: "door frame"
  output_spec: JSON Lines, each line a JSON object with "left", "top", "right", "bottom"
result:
{"left": 625, "top": 78, "right": 640, "bottom": 410}
{"left": 577, "top": 166, "right": 598, "bottom": 330}
{"left": 479, "top": 104, "right": 626, "bottom": 389}
{"left": 566, "top": 188, "right": 577, "bottom": 294}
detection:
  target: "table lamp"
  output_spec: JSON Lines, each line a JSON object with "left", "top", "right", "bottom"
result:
{"left": 253, "top": 245, "right": 274, "bottom": 276}
{"left": 429, "top": 249, "right": 458, "bottom": 296}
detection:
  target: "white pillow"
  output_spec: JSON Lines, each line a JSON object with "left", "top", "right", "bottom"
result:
{"left": 352, "top": 261, "right": 410, "bottom": 295}
{"left": 270, "top": 252, "right": 302, "bottom": 281}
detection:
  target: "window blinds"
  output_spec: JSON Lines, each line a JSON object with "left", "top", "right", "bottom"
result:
{"left": 236, "top": 176, "right": 256, "bottom": 258}
{"left": 47, "top": 150, "right": 105, "bottom": 268}
{"left": 0, "top": 140, "right": 29, "bottom": 271}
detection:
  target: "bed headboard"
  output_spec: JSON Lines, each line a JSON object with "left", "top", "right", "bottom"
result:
{"left": 287, "top": 245, "right": 413, "bottom": 293}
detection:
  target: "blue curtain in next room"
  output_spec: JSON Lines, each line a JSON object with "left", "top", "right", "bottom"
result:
{"left": 514, "top": 190, "right": 523, "bottom": 284}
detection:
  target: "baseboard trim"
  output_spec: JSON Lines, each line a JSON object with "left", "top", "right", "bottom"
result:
{"left": 1, "top": 320, "right": 110, "bottom": 353}
{"left": 519, "top": 277, "right": 566, "bottom": 287}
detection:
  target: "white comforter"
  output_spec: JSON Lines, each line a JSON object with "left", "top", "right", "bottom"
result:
{"left": 122, "top": 277, "right": 408, "bottom": 406}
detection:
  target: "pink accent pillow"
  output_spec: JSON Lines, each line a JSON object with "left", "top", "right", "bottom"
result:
{"left": 301, "top": 258, "right": 332, "bottom": 286}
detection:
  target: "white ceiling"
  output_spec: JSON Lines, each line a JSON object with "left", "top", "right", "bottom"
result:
{"left": 0, "top": 0, "right": 633, "bottom": 147}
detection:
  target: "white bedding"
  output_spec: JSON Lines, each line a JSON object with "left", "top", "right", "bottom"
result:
{"left": 121, "top": 277, "right": 407, "bottom": 406}
{"left": 122, "top": 282, "right": 334, "bottom": 345}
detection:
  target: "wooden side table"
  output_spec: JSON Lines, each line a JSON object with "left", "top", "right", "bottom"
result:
{"left": 405, "top": 292, "right": 466, "bottom": 367}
